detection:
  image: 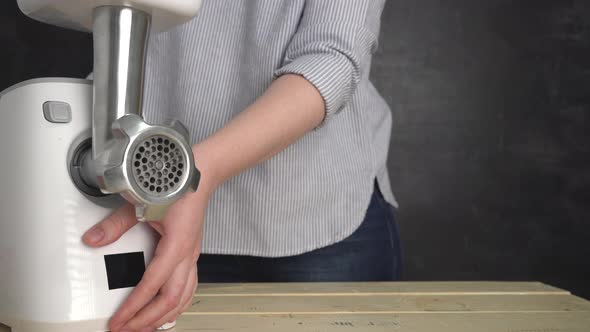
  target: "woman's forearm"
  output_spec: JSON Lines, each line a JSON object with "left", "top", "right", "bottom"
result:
{"left": 193, "top": 74, "right": 325, "bottom": 193}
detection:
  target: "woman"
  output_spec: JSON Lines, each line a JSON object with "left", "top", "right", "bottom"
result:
{"left": 82, "top": 1, "right": 400, "bottom": 331}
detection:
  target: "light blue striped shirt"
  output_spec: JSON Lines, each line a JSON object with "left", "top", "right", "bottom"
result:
{"left": 142, "top": 0, "right": 396, "bottom": 257}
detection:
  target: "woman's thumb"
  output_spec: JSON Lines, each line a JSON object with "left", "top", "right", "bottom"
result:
{"left": 83, "top": 204, "right": 138, "bottom": 247}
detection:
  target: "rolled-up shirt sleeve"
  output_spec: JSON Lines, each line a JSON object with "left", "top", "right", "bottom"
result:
{"left": 274, "top": 0, "right": 385, "bottom": 124}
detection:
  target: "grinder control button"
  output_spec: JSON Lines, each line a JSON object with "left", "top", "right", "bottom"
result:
{"left": 43, "top": 101, "right": 72, "bottom": 123}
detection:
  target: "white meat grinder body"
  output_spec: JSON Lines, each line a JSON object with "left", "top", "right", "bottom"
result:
{"left": 0, "top": 1, "right": 202, "bottom": 331}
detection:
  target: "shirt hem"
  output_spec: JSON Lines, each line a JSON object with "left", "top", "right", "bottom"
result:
{"left": 200, "top": 173, "right": 380, "bottom": 258}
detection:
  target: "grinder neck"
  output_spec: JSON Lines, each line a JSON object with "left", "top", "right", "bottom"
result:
{"left": 92, "top": 6, "right": 151, "bottom": 158}
{"left": 74, "top": 5, "right": 200, "bottom": 221}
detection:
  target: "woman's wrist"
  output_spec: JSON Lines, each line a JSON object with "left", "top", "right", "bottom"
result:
{"left": 191, "top": 142, "right": 221, "bottom": 197}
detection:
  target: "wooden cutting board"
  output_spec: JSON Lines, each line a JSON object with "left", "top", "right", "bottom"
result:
{"left": 2, "top": 282, "right": 590, "bottom": 331}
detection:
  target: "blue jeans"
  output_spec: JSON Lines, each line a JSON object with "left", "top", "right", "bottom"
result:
{"left": 198, "top": 181, "right": 402, "bottom": 282}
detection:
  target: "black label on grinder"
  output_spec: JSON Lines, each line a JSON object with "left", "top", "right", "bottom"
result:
{"left": 104, "top": 252, "right": 146, "bottom": 290}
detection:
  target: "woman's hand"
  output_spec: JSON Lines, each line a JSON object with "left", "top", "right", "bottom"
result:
{"left": 82, "top": 179, "right": 211, "bottom": 332}
{"left": 80, "top": 73, "right": 323, "bottom": 331}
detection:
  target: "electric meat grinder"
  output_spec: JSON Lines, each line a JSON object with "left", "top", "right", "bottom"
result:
{"left": 0, "top": 1, "right": 202, "bottom": 331}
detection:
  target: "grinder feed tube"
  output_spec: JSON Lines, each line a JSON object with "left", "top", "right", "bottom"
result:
{"left": 78, "top": 6, "right": 200, "bottom": 222}
{"left": 92, "top": 6, "right": 150, "bottom": 157}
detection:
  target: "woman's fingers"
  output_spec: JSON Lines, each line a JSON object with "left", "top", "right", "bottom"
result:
{"left": 109, "top": 235, "right": 185, "bottom": 331}
{"left": 154, "top": 261, "right": 198, "bottom": 328}
{"left": 180, "top": 266, "right": 199, "bottom": 314}
{"left": 121, "top": 258, "right": 192, "bottom": 331}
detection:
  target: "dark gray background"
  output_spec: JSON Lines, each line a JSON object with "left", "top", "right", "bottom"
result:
{"left": 1, "top": 1, "right": 589, "bottom": 298}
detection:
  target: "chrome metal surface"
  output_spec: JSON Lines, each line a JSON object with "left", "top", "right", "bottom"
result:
{"left": 92, "top": 6, "right": 150, "bottom": 158}
{"left": 79, "top": 148, "right": 98, "bottom": 188}
{"left": 79, "top": 6, "right": 201, "bottom": 222}
{"left": 93, "top": 114, "right": 200, "bottom": 222}
{"left": 132, "top": 135, "right": 187, "bottom": 196}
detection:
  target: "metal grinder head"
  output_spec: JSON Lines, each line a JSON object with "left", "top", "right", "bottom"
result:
{"left": 97, "top": 115, "right": 200, "bottom": 222}
{"left": 78, "top": 6, "right": 201, "bottom": 222}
